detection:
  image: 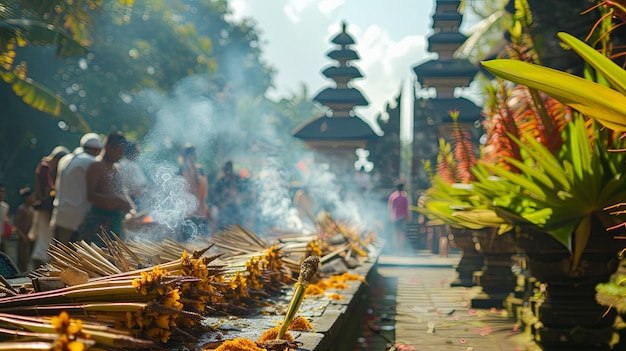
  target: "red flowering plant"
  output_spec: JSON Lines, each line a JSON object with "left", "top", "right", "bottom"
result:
{"left": 417, "top": 1, "right": 573, "bottom": 234}
{"left": 412, "top": 110, "right": 510, "bottom": 231}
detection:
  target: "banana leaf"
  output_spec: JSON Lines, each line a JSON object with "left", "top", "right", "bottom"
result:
{"left": 0, "top": 70, "right": 90, "bottom": 132}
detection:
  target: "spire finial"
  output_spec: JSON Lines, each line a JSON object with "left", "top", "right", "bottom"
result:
{"left": 341, "top": 21, "right": 347, "bottom": 32}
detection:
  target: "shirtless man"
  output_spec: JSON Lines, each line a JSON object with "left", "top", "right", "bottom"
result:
{"left": 76, "top": 132, "right": 133, "bottom": 245}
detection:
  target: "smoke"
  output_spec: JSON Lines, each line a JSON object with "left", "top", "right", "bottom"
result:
{"left": 125, "top": 70, "right": 384, "bottom": 241}
{"left": 125, "top": 74, "right": 222, "bottom": 240}
{"left": 141, "top": 75, "right": 220, "bottom": 153}
{"left": 254, "top": 155, "right": 304, "bottom": 232}
{"left": 140, "top": 162, "right": 197, "bottom": 228}
{"left": 303, "top": 162, "right": 363, "bottom": 227}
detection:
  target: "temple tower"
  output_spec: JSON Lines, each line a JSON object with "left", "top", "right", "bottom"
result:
{"left": 411, "top": 0, "right": 481, "bottom": 190}
{"left": 292, "top": 22, "right": 379, "bottom": 184}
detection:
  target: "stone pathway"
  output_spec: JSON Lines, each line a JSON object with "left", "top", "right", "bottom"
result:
{"left": 353, "top": 256, "right": 542, "bottom": 351}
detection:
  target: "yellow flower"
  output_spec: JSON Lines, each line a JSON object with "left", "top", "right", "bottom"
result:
{"left": 66, "top": 319, "right": 82, "bottom": 335}
{"left": 155, "top": 314, "right": 170, "bottom": 329}
{"left": 146, "top": 327, "right": 172, "bottom": 343}
{"left": 66, "top": 341, "right": 85, "bottom": 351}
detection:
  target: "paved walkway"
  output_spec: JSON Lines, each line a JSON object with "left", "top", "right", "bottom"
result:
{"left": 353, "top": 253, "right": 541, "bottom": 351}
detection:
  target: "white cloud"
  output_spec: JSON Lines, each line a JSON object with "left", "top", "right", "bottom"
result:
{"left": 283, "top": 0, "right": 318, "bottom": 24}
{"left": 344, "top": 24, "right": 429, "bottom": 136}
{"left": 226, "top": 0, "right": 249, "bottom": 22}
{"left": 227, "top": 0, "right": 434, "bottom": 140}
{"left": 318, "top": 0, "right": 344, "bottom": 16}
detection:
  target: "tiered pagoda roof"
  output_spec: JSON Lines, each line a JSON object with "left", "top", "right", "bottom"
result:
{"left": 411, "top": 0, "right": 481, "bottom": 188}
{"left": 412, "top": 0, "right": 480, "bottom": 124}
{"left": 293, "top": 22, "right": 377, "bottom": 141}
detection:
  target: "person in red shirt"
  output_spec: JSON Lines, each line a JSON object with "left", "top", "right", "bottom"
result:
{"left": 388, "top": 183, "right": 410, "bottom": 255}
{"left": 29, "top": 146, "right": 69, "bottom": 268}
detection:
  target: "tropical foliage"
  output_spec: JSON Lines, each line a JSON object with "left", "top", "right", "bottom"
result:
{"left": 481, "top": 32, "right": 626, "bottom": 132}
{"left": 413, "top": 110, "right": 511, "bottom": 232}
{"left": 477, "top": 28, "right": 626, "bottom": 269}
{"left": 417, "top": 1, "right": 626, "bottom": 271}
{"left": 0, "top": 0, "right": 97, "bottom": 129}
{"left": 1, "top": 0, "right": 316, "bottom": 208}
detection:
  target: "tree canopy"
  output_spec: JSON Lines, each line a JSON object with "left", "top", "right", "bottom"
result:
{"left": 0, "top": 0, "right": 316, "bottom": 206}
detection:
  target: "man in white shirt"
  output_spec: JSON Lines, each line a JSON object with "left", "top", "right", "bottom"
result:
{"left": 50, "top": 133, "right": 102, "bottom": 244}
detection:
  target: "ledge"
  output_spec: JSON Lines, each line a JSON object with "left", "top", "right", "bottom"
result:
{"left": 196, "top": 243, "right": 384, "bottom": 350}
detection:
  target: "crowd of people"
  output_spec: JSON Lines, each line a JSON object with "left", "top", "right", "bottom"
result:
{"left": 0, "top": 132, "right": 257, "bottom": 274}
{"left": 0, "top": 130, "right": 414, "bottom": 273}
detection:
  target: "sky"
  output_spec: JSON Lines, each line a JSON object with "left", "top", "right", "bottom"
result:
{"left": 228, "top": 0, "right": 479, "bottom": 141}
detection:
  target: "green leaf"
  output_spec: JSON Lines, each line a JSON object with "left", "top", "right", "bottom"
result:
{"left": 545, "top": 221, "right": 577, "bottom": 251}
{"left": 5, "top": 70, "right": 90, "bottom": 132}
{"left": 481, "top": 161, "right": 547, "bottom": 200}
{"left": 558, "top": 32, "right": 626, "bottom": 96}
{"left": 503, "top": 157, "right": 554, "bottom": 189}
{"left": 512, "top": 131, "right": 571, "bottom": 191}
{"left": 481, "top": 59, "right": 626, "bottom": 131}
{"left": 571, "top": 214, "right": 591, "bottom": 271}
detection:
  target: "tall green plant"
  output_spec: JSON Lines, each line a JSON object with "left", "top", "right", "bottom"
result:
{"left": 479, "top": 32, "right": 626, "bottom": 269}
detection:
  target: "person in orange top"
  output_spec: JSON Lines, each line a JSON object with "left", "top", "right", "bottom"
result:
{"left": 179, "top": 143, "right": 209, "bottom": 240}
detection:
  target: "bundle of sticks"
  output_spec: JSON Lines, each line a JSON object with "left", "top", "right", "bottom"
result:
{"left": 210, "top": 215, "right": 377, "bottom": 274}
{"left": 0, "top": 231, "right": 297, "bottom": 349}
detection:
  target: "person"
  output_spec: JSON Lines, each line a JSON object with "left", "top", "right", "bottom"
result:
{"left": 77, "top": 132, "right": 133, "bottom": 245}
{"left": 119, "top": 142, "right": 149, "bottom": 211}
{"left": 179, "top": 143, "right": 209, "bottom": 240}
{"left": 14, "top": 187, "right": 34, "bottom": 272}
{"left": 388, "top": 182, "right": 410, "bottom": 255}
{"left": 237, "top": 168, "right": 256, "bottom": 229}
{"left": 29, "top": 146, "right": 69, "bottom": 268}
{"left": 214, "top": 160, "right": 242, "bottom": 230}
{"left": 50, "top": 133, "right": 103, "bottom": 244}
{"left": 0, "top": 183, "right": 9, "bottom": 254}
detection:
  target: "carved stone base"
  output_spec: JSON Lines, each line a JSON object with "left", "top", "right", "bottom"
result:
{"left": 516, "top": 221, "right": 621, "bottom": 351}
{"left": 472, "top": 229, "right": 519, "bottom": 306}
{"left": 449, "top": 227, "right": 483, "bottom": 287}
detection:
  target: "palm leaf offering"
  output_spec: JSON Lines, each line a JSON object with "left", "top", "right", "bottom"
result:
{"left": 211, "top": 214, "right": 376, "bottom": 270}
{"left": 0, "top": 213, "right": 376, "bottom": 350}
{"left": 0, "top": 241, "right": 271, "bottom": 348}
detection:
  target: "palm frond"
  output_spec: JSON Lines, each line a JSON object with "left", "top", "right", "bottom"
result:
{"left": 0, "top": 68, "right": 90, "bottom": 132}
